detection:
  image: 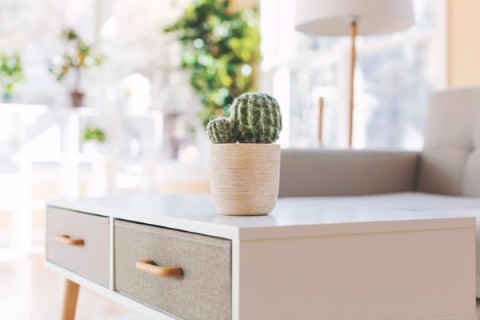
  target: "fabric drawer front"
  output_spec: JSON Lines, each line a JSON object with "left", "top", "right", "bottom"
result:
{"left": 46, "top": 207, "right": 109, "bottom": 287}
{"left": 114, "top": 220, "right": 232, "bottom": 320}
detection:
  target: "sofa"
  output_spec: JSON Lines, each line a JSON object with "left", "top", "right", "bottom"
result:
{"left": 279, "top": 86, "right": 480, "bottom": 296}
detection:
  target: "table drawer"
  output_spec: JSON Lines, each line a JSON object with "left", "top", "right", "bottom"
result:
{"left": 114, "top": 220, "right": 232, "bottom": 320}
{"left": 46, "top": 206, "right": 109, "bottom": 287}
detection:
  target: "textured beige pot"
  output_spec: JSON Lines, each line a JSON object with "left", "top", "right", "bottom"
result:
{"left": 209, "top": 143, "right": 281, "bottom": 216}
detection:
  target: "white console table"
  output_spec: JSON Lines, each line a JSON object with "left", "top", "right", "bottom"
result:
{"left": 46, "top": 194, "right": 476, "bottom": 320}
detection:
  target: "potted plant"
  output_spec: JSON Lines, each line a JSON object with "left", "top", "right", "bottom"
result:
{"left": 49, "top": 28, "right": 103, "bottom": 107}
{"left": 207, "top": 92, "right": 282, "bottom": 215}
{"left": 164, "top": 0, "right": 260, "bottom": 126}
{"left": 0, "top": 53, "right": 24, "bottom": 102}
{"left": 82, "top": 126, "right": 106, "bottom": 153}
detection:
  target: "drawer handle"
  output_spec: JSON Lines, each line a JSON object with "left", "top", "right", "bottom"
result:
{"left": 55, "top": 234, "right": 85, "bottom": 246}
{"left": 135, "top": 259, "right": 183, "bottom": 278}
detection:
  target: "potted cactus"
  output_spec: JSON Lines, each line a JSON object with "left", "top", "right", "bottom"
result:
{"left": 207, "top": 92, "right": 282, "bottom": 216}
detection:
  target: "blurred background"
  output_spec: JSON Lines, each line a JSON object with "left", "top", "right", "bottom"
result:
{"left": 0, "top": 0, "right": 451, "bottom": 257}
{"left": 6, "top": 0, "right": 480, "bottom": 318}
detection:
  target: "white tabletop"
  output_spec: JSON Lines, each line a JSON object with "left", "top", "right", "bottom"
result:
{"left": 47, "top": 194, "right": 475, "bottom": 240}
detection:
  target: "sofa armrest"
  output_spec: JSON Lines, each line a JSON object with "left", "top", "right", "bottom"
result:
{"left": 279, "top": 149, "right": 419, "bottom": 197}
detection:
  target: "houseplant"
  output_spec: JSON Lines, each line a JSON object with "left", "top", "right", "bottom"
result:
{"left": 49, "top": 28, "right": 103, "bottom": 107}
{"left": 164, "top": 0, "right": 260, "bottom": 126}
{"left": 0, "top": 53, "right": 24, "bottom": 102}
{"left": 82, "top": 126, "right": 106, "bottom": 153}
{"left": 207, "top": 92, "right": 282, "bottom": 215}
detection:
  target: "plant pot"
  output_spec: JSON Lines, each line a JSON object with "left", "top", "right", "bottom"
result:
{"left": 209, "top": 143, "right": 281, "bottom": 216}
{"left": 83, "top": 141, "right": 104, "bottom": 153}
{"left": 70, "top": 90, "right": 85, "bottom": 108}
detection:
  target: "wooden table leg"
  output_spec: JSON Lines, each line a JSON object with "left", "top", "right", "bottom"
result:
{"left": 62, "top": 279, "right": 80, "bottom": 320}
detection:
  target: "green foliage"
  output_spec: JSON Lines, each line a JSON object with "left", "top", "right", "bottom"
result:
{"left": 164, "top": 0, "right": 260, "bottom": 126}
{"left": 0, "top": 53, "right": 24, "bottom": 98}
{"left": 207, "top": 117, "right": 233, "bottom": 143}
{"left": 49, "top": 28, "right": 103, "bottom": 90}
{"left": 230, "top": 93, "right": 282, "bottom": 143}
{"left": 82, "top": 126, "right": 106, "bottom": 143}
{"left": 207, "top": 92, "right": 282, "bottom": 144}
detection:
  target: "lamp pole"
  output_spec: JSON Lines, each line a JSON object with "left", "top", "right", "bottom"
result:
{"left": 348, "top": 17, "right": 357, "bottom": 148}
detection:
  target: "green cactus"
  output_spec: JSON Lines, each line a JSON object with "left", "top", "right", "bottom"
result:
{"left": 207, "top": 93, "right": 282, "bottom": 144}
{"left": 207, "top": 117, "right": 234, "bottom": 144}
{"left": 230, "top": 93, "right": 282, "bottom": 143}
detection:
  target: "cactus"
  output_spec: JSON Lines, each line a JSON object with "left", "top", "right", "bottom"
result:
{"left": 230, "top": 93, "right": 282, "bottom": 143}
{"left": 207, "top": 117, "right": 234, "bottom": 144}
{"left": 207, "top": 92, "right": 282, "bottom": 144}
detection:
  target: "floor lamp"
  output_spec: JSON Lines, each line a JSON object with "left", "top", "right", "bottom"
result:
{"left": 294, "top": 0, "right": 414, "bottom": 147}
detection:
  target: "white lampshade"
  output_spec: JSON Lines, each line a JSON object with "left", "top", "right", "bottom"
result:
{"left": 295, "top": 0, "right": 415, "bottom": 36}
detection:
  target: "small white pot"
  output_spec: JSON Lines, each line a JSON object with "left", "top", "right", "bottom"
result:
{"left": 83, "top": 141, "right": 104, "bottom": 153}
{"left": 209, "top": 143, "right": 281, "bottom": 216}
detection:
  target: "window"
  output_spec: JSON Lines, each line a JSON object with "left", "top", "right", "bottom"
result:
{"left": 260, "top": 0, "right": 443, "bottom": 150}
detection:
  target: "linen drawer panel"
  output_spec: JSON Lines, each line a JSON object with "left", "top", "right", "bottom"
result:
{"left": 114, "top": 220, "right": 232, "bottom": 320}
{"left": 46, "top": 206, "right": 109, "bottom": 287}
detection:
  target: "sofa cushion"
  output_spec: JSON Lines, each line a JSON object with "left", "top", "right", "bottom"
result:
{"left": 279, "top": 149, "right": 418, "bottom": 197}
{"left": 463, "top": 103, "right": 480, "bottom": 197}
{"left": 417, "top": 87, "right": 480, "bottom": 196}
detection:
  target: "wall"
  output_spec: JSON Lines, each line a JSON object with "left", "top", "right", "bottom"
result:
{"left": 448, "top": 0, "right": 480, "bottom": 87}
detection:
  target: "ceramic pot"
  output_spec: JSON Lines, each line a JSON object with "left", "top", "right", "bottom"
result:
{"left": 209, "top": 143, "right": 280, "bottom": 216}
{"left": 83, "top": 141, "right": 104, "bottom": 153}
{"left": 70, "top": 90, "right": 85, "bottom": 108}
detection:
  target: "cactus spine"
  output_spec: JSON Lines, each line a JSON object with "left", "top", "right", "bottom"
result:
{"left": 207, "top": 93, "right": 282, "bottom": 144}
{"left": 207, "top": 117, "right": 234, "bottom": 144}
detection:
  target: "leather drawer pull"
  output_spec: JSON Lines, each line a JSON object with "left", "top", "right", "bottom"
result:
{"left": 135, "top": 259, "right": 183, "bottom": 278}
{"left": 55, "top": 234, "right": 85, "bottom": 246}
